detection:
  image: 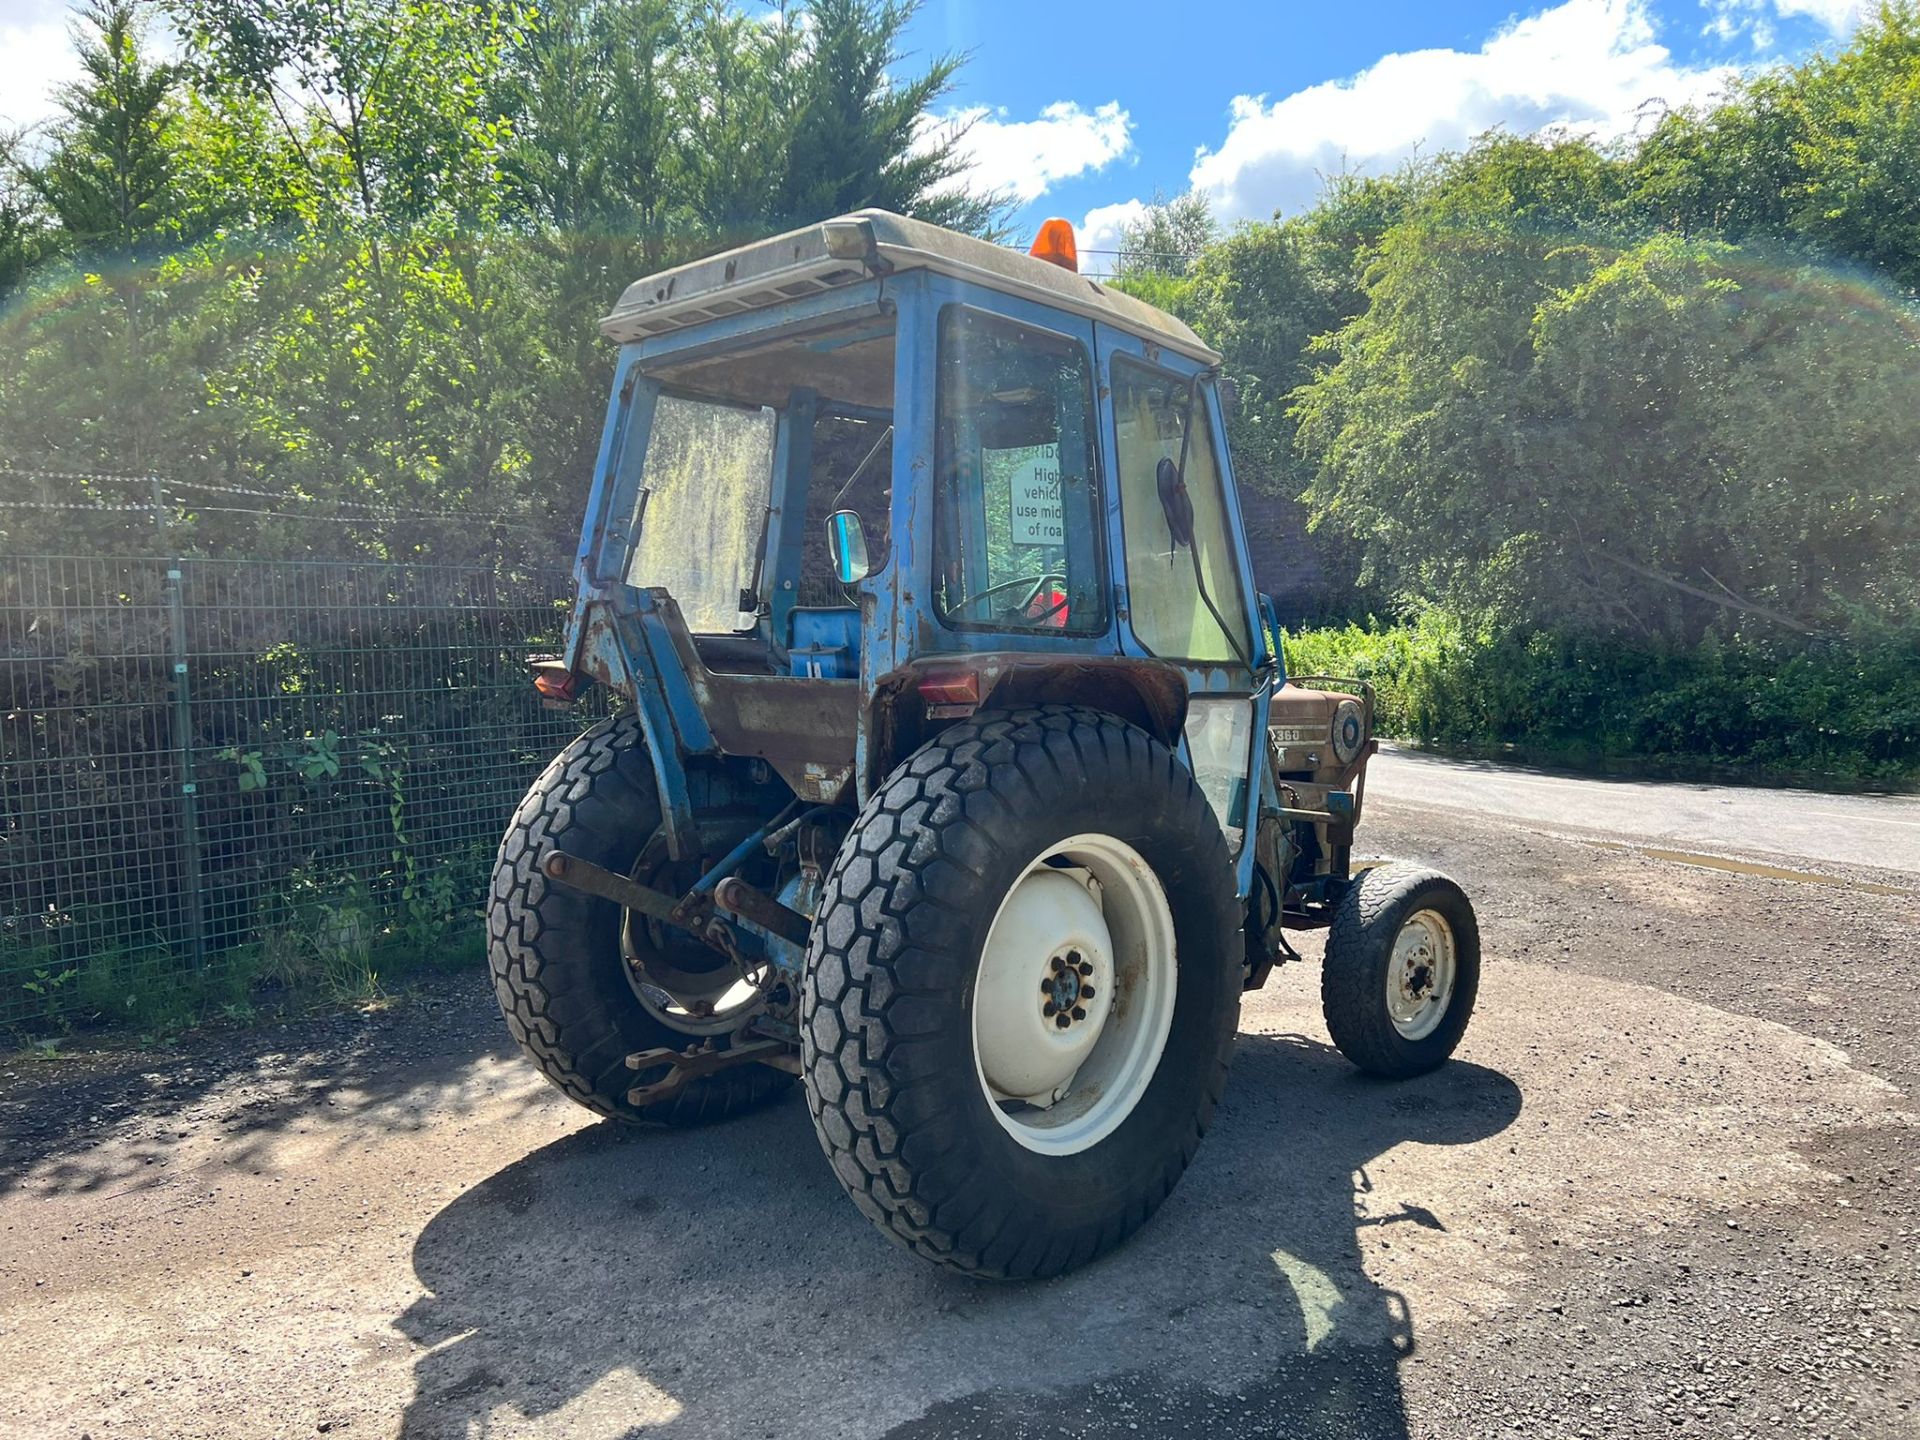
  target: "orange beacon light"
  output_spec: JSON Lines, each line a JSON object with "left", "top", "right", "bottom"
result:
{"left": 1028, "top": 218, "right": 1079, "bottom": 273}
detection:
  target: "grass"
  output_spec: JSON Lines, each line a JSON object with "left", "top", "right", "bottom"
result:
{"left": 6, "top": 911, "right": 487, "bottom": 1048}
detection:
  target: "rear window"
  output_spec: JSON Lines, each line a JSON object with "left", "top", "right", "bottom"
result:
{"left": 625, "top": 395, "right": 775, "bottom": 633}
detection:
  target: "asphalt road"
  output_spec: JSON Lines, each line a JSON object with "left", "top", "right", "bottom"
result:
{"left": 1370, "top": 744, "right": 1920, "bottom": 875}
{"left": 1, "top": 754, "right": 1915, "bottom": 1440}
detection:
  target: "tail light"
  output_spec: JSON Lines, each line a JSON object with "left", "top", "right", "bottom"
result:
{"left": 532, "top": 661, "right": 577, "bottom": 703}
{"left": 918, "top": 668, "right": 980, "bottom": 719}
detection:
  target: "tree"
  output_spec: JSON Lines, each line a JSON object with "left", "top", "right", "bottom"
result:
{"left": 1115, "top": 191, "right": 1216, "bottom": 278}
{"left": 1626, "top": 3, "right": 1920, "bottom": 294}
{"left": 1295, "top": 214, "right": 1920, "bottom": 640}
{"left": 29, "top": 0, "right": 185, "bottom": 258}
{"left": 1785, "top": 2, "right": 1920, "bottom": 294}
{"left": 775, "top": 0, "right": 993, "bottom": 233}
{"left": 0, "top": 132, "right": 46, "bottom": 299}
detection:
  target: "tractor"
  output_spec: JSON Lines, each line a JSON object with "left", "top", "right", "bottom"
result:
{"left": 489, "top": 211, "right": 1481, "bottom": 1279}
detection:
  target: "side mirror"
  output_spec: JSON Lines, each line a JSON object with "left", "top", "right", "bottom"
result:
{"left": 827, "top": 509, "right": 872, "bottom": 584}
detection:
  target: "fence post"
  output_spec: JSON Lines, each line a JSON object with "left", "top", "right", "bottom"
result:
{"left": 165, "top": 560, "right": 208, "bottom": 973}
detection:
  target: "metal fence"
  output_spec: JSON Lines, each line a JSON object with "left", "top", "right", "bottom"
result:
{"left": 0, "top": 554, "right": 597, "bottom": 1031}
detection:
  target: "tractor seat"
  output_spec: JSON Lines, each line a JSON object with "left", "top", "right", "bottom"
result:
{"left": 691, "top": 633, "right": 778, "bottom": 676}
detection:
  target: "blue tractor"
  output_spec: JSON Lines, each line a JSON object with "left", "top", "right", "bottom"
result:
{"left": 490, "top": 212, "right": 1481, "bottom": 1278}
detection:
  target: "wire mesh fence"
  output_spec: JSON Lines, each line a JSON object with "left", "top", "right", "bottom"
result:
{"left": 0, "top": 552, "right": 599, "bottom": 1032}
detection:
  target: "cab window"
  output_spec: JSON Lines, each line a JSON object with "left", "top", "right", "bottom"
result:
{"left": 932, "top": 308, "right": 1107, "bottom": 635}
{"left": 1111, "top": 360, "right": 1251, "bottom": 666}
{"left": 625, "top": 394, "right": 774, "bottom": 634}
{"left": 798, "top": 411, "right": 892, "bottom": 606}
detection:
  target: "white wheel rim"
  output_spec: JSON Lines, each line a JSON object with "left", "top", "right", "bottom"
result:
{"left": 971, "top": 834, "right": 1176, "bottom": 1157}
{"left": 1386, "top": 908, "right": 1456, "bottom": 1041}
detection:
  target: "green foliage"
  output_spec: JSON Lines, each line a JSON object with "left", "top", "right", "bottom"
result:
{"left": 0, "top": 130, "right": 46, "bottom": 293}
{"left": 1141, "top": 18, "right": 1920, "bottom": 764}
{"left": 1286, "top": 613, "right": 1920, "bottom": 781}
{"left": 28, "top": 0, "right": 187, "bottom": 257}
{"left": 0, "top": 0, "right": 996, "bottom": 560}
{"left": 772, "top": 0, "right": 995, "bottom": 235}
{"left": 1626, "top": 3, "right": 1920, "bottom": 292}
{"left": 1295, "top": 215, "right": 1920, "bottom": 641}
{"left": 1113, "top": 190, "right": 1217, "bottom": 278}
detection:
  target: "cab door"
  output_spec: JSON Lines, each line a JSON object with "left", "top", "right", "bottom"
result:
{"left": 1095, "top": 324, "right": 1274, "bottom": 895}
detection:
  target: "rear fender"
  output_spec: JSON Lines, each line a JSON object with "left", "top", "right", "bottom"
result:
{"left": 864, "top": 654, "right": 1189, "bottom": 793}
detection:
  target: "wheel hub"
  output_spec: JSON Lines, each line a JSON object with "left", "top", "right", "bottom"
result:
{"left": 1041, "top": 949, "right": 1095, "bottom": 1027}
{"left": 973, "top": 870, "right": 1114, "bottom": 1105}
{"left": 970, "top": 835, "right": 1178, "bottom": 1157}
{"left": 1385, "top": 908, "right": 1457, "bottom": 1041}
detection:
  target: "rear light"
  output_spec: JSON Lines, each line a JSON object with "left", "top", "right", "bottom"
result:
{"left": 916, "top": 669, "right": 980, "bottom": 706}
{"left": 532, "top": 662, "right": 577, "bottom": 703}
{"left": 918, "top": 668, "right": 980, "bottom": 719}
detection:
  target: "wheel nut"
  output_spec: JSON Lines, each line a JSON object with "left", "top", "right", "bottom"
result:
{"left": 1043, "top": 1001, "right": 1057, "bottom": 1017}
{"left": 1077, "top": 960, "right": 1093, "bottom": 977}
{"left": 1080, "top": 985, "right": 1095, "bottom": 999}
{"left": 1067, "top": 949, "right": 1081, "bottom": 965}
{"left": 1050, "top": 956, "right": 1065, "bottom": 973}
{"left": 1071, "top": 1006, "right": 1086, "bottom": 1021}
{"left": 1054, "top": 1012, "right": 1071, "bottom": 1029}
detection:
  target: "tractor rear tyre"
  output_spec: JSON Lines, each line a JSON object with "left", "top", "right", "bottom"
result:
{"left": 488, "top": 713, "right": 793, "bottom": 1124}
{"left": 1321, "top": 865, "right": 1480, "bottom": 1079}
{"left": 801, "top": 706, "right": 1242, "bottom": 1279}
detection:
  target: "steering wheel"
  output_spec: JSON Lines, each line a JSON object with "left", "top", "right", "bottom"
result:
{"left": 947, "top": 572, "right": 1067, "bottom": 623}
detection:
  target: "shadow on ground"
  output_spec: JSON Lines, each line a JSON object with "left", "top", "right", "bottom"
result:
{"left": 396, "top": 1034, "right": 1522, "bottom": 1440}
{"left": 0, "top": 983, "right": 534, "bottom": 1200}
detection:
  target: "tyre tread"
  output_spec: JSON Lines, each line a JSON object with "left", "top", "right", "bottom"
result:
{"left": 1321, "top": 864, "right": 1480, "bottom": 1078}
{"left": 488, "top": 712, "right": 790, "bottom": 1125}
{"left": 802, "top": 705, "right": 1239, "bottom": 1278}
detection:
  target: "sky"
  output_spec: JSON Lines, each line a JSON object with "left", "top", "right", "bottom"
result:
{"left": 0, "top": 0, "right": 1877, "bottom": 260}
{"left": 905, "top": 0, "right": 1875, "bottom": 260}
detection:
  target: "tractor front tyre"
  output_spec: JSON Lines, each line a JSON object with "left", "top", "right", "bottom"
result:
{"left": 801, "top": 706, "right": 1243, "bottom": 1279}
{"left": 488, "top": 712, "right": 793, "bottom": 1125}
{"left": 1321, "top": 865, "right": 1481, "bottom": 1079}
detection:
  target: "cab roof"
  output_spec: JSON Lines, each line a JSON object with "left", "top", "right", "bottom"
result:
{"left": 600, "top": 209, "right": 1221, "bottom": 366}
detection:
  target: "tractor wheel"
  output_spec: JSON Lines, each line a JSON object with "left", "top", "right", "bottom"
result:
{"left": 488, "top": 712, "right": 793, "bottom": 1124}
{"left": 801, "top": 706, "right": 1242, "bottom": 1279}
{"left": 1321, "top": 865, "right": 1480, "bottom": 1079}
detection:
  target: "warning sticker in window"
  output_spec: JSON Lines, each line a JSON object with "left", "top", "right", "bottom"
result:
{"left": 988, "top": 443, "right": 1063, "bottom": 547}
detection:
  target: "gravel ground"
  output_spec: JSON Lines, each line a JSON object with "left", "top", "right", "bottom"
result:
{"left": 0, "top": 794, "right": 1914, "bottom": 1440}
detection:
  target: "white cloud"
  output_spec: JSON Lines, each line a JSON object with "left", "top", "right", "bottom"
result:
{"left": 1176, "top": 0, "right": 1737, "bottom": 224}
{"left": 1077, "top": 199, "right": 1148, "bottom": 263}
{"left": 1705, "top": 0, "right": 1871, "bottom": 43}
{"left": 1768, "top": 0, "right": 1876, "bottom": 31}
{"left": 925, "top": 100, "right": 1132, "bottom": 206}
{"left": 0, "top": 2, "right": 82, "bottom": 134}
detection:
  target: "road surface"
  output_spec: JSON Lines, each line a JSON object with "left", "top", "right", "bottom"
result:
{"left": 1, "top": 753, "right": 1914, "bottom": 1440}
{"left": 1370, "top": 744, "right": 1920, "bottom": 874}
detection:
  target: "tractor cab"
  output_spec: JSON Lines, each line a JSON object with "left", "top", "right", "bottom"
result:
{"left": 498, "top": 211, "right": 1480, "bottom": 1281}
{"left": 554, "top": 210, "right": 1273, "bottom": 876}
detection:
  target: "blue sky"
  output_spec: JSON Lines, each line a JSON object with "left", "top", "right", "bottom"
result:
{"left": 902, "top": 0, "right": 1869, "bottom": 259}
{"left": 0, "top": 0, "right": 1871, "bottom": 259}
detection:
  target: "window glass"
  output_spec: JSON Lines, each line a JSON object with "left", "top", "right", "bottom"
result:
{"left": 933, "top": 308, "right": 1107, "bottom": 634}
{"left": 626, "top": 394, "right": 775, "bottom": 633}
{"left": 1111, "top": 360, "right": 1251, "bottom": 666}
{"left": 1184, "top": 697, "right": 1253, "bottom": 855}
{"left": 798, "top": 412, "right": 892, "bottom": 606}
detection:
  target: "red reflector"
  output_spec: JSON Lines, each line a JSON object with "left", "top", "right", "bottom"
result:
{"left": 917, "top": 670, "right": 980, "bottom": 706}
{"left": 533, "top": 667, "right": 576, "bottom": 701}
